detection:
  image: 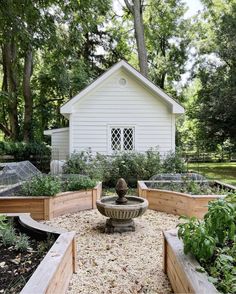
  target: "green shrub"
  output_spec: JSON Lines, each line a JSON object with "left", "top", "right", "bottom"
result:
{"left": 106, "top": 152, "right": 147, "bottom": 187}
{"left": 63, "top": 149, "right": 186, "bottom": 188}
{"left": 144, "top": 149, "right": 162, "bottom": 179}
{"left": 178, "top": 194, "right": 236, "bottom": 293}
{"left": 65, "top": 175, "right": 97, "bottom": 191}
{"left": 63, "top": 150, "right": 105, "bottom": 180}
{"left": 21, "top": 175, "right": 61, "bottom": 196}
{"left": 63, "top": 151, "right": 92, "bottom": 175}
{"left": 0, "top": 141, "right": 50, "bottom": 159}
{"left": 162, "top": 149, "right": 186, "bottom": 173}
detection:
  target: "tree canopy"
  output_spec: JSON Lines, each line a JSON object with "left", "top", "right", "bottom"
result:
{"left": 0, "top": 0, "right": 235, "bottom": 153}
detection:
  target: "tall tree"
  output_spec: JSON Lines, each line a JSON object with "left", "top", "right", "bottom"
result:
{"left": 145, "top": 0, "right": 189, "bottom": 90}
{"left": 22, "top": 47, "right": 33, "bottom": 142}
{"left": 0, "top": 0, "right": 56, "bottom": 141}
{"left": 124, "top": 0, "right": 149, "bottom": 77}
{"left": 188, "top": 0, "right": 236, "bottom": 147}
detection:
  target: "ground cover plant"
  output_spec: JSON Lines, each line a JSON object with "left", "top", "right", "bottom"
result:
{"left": 188, "top": 162, "right": 236, "bottom": 186}
{"left": 20, "top": 174, "right": 97, "bottom": 196}
{"left": 0, "top": 215, "right": 54, "bottom": 293}
{"left": 178, "top": 193, "right": 236, "bottom": 293}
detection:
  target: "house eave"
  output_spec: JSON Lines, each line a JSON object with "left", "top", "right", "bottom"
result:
{"left": 44, "top": 127, "right": 69, "bottom": 136}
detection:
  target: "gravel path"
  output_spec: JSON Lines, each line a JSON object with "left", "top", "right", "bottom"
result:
{"left": 45, "top": 210, "right": 179, "bottom": 294}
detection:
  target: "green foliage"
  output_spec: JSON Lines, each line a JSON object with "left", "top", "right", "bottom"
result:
{"left": 106, "top": 152, "right": 149, "bottom": 187}
{"left": 21, "top": 175, "right": 61, "bottom": 196}
{"left": 65, "top": 176, "right": 97, "bottom": 191}
{"left": 0, "top": 215, "right": 7, "bottom": 231}
{"left": 178, "top": 194, "right": 236, "bottom": 293}
{"left": 20, "top": 173, "right": 98, "bottom": 195}
{"left": 181, "top": 1, "right": 236, "bottom": 150}
{"left": 162, "top": 149, "right": 187, "bottom": 173}
{"left": 1, "top": 227, "right": 17, "bottom": 246}
{"left": 149, "top": 180, "right": 227, "bottom": 195}
{"left": 0, "top": 141, "right": 50, "bottom": 159}
{"left": 204, "top": 199, "right": 235, "bottom": 243}
{"left": 15, "top": 234, "right": 30, "bottom": 252}
{"left": 63, "top": 151, "right": 93, "bottom": 176}
{"left": 37, "top": 233, "right": 55, "bottom": 256}
{"left": 63, "top": 150, "right": 186, "bottom": 187}
{"left": 178, "top": 216, "right": 216, "bottom": 262}
{"left": 0, "top": 217, "right": 49, "bottom": 254}
{"left": 145, "top": 0, "right": 190, "bottom": 91}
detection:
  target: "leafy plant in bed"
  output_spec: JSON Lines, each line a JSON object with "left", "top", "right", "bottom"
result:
{"left": 20, "top": 174, "right": 96, "bottom": 196}
{"left": 21, "top": 175, "right": 61, "bottom": 196}
{"left": 0, "top": 215, "right": 54, "bottom": 293}
{"left": 178, "top": 193, "right": 236, "bottom": 293}
{"left": 63, "top": 175, "right": 97, "bottom": 192}
{"left": 148, "top": 179, "right": 229, "bottom": 195}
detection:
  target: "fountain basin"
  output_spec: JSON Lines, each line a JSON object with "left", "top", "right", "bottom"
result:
{"left": 96, "top": 196, "right": 148, "bottom": 233}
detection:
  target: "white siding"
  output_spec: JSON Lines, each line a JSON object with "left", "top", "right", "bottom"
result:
{"left": 51, "top": 129, "right": 69, "bottom": 160}
{"left": 70, "top": 70, "right": 175, "bottom": 155}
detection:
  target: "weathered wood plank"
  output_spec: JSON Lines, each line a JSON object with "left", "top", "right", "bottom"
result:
{"left": 163, "top": 229, "right": 219, "bottom": 294}
{"left": 72, "top": 237, "right": 78, "bottom": 273}
{"left": 0, "top": 182, "right": 102, "bottom": 220}
{"left": 138, "top": 181, "right": 222, "bottom": 218}
{"left": 20, "top": 232, "right": 76, "bottom": 294}
{"left": 92, "top": 182, "right": 102, "bottom": 208}
{"left": 0, "top": 198, "right": 45, "bottom": 219}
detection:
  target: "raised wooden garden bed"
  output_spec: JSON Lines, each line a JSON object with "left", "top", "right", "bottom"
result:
{"left": 1, "top": 213, "right": 77, "bottom": 294}
{"left": 137, "top": 181, "right": 233, "bottom": 218}
{"left": 0, "top": 182, "right": 102, "bottom": 220}
{"left": 163, "top": 229, "right": 218, "bottom": 294}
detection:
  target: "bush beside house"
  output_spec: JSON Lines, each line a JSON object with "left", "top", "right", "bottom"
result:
{"left": 63, "top": 150, "right": 186, "bottom": 187}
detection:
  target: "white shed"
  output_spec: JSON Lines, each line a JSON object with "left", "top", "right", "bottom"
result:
{"left": 44, "top": 60, "right": 184, "bottom": 159}
{"left": 44, "top": 128, "right": 69, "bottom": 160}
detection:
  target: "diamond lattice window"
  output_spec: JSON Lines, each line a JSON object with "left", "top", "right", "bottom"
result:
{"left": 123, "top": 128, "right": 134, "bottom": 150}
{"left": 110, "top": 127, "right": 134, "bottom": 151}
{"left": 111, "top": 128, "right": 121, "bottom": 151}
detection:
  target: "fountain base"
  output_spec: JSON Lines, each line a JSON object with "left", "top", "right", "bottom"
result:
{"left": 105, "top": 218, "right": 135, "bottom": 233}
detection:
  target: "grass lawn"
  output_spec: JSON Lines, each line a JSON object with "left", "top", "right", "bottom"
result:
{"left": 187, "top": 162, "right": 236, "bottom": 186}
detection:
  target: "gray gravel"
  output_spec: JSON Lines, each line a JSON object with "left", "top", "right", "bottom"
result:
{"left": 45, "top": 209, "right": 179, "bottom": 294}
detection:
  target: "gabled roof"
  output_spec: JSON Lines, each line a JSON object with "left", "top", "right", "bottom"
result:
{"left": 61, "top": 60, "right": 184, "bottom": 116}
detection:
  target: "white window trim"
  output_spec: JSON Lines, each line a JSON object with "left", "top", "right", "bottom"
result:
{"left": 107, "top": 125, "right": 136, "bottom": 154}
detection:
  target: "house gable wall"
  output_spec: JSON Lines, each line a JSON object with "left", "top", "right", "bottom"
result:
{"left": 70, "top": 69, "right": 175, "bottom": 155}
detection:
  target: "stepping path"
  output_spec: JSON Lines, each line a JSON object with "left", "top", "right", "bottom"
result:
{"left": 45, "top": 210, "right": 179, "bottom": 294}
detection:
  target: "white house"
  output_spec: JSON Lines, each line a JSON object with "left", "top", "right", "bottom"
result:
{"left": 44, "top": 60, "right": 184, "bottom": 160}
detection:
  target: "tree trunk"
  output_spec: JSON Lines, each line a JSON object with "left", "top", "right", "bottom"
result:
{"left": 160, "top": 72, "right": 166, "bottom": 89}
{"left": 2, "top": 42, "right": 19, "bottom": 140}
{"left": 23, "top": 47, "right": 33, "bottom": 142}
{"left": 124, "top": 0, "right": 148, "bottom": 77}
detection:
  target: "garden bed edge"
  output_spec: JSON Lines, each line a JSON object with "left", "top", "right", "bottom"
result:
{"left": 163, "top": 229, "right": 219, "bottom": 294}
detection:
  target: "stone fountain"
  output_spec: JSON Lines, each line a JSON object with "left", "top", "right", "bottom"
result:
{"left": 96, "top": 178, "right": 148, "bottom": 233}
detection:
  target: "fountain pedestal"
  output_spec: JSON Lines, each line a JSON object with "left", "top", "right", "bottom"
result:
{"left": 96, "top": 178, "right": 148, "bottom": 233}
{"left": 105, "top": 218, "right": 135, "bottom": 233}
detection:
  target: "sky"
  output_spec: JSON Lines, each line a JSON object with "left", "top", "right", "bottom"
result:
{"left": 185, "top": 0, "right": 203, "bottom": 18}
